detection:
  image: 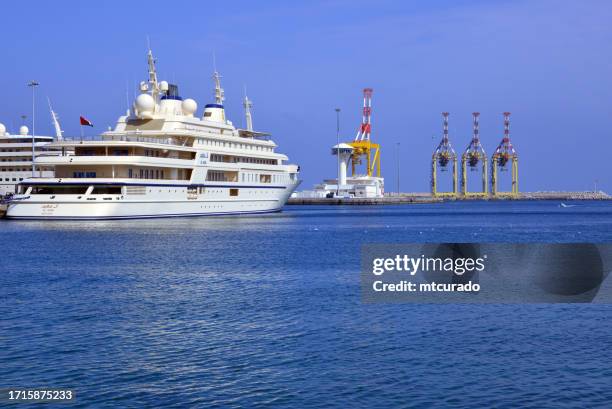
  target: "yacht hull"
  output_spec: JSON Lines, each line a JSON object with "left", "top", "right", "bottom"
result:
{"left": 7, "top": 201, "right": 282, "bottom": 220}
{"left": 6, "top": 183, "right": 299, "bottom": 220}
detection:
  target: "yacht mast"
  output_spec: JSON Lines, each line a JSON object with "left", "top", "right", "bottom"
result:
{"left": 213, "top": 71, "right": 224, "bottom": 105}
{"left": 147, "top": 47, "right": 160, "bottom": 100}
{"left": 243, "top": 87, "right": 253, "bottom": 131}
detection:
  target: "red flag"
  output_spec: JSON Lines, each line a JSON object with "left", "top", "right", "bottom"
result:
{"left": 80, "top": 116, "right": 93, "bottom": 127}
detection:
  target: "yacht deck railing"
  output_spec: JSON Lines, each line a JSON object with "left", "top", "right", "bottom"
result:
{"left": 59, "top": 135, "right": 192, "bottom": 147}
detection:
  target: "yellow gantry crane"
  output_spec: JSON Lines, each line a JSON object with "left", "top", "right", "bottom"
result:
{"left": 491, "top": 112, "right": 519, "bottom": 197}
{"left": 431, "top": 112, "right": 458, "bottom": 197}
{"left": 461, "top": 112, "right": 488, "bottom": 197}
{"left": 431, "top": 112, "right": 519, "bottom": 199}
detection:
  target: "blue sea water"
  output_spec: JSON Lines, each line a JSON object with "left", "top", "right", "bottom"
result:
{"left": 1, "top": 200, "right": 612, "bottom": 408}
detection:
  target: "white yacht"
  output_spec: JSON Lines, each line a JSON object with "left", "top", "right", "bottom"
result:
{"left": 6, "top": 50, "right": 300, "bottom": 219}
{"left": 0, "top": 121, "right": 63, "bottom": 196}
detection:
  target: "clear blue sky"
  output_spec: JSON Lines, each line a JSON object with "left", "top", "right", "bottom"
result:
{"left": 1, "top": 0, "right": 610, "bottom": 192}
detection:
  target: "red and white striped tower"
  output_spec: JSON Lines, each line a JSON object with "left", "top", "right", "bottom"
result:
{"left": 473, "top": 112, "right": 480, "bottom": 144}
{"left": 503, "top": 112, "right": 512, "bottom": 147}
{"left": 464, "top": 112, "right": 486, "bottom": 167}
{"left": 494, "top": 112, "right": 516, "bottom": 160}
{"left": 442, "top": 112, "right": 449, "bottom": 145}
{"left": 354, "top": 88, "right": 373, "bottom": 141}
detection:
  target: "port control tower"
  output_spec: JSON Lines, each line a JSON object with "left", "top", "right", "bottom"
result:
{"left": 332, "top": 143, "right": 354, "bottom": 188}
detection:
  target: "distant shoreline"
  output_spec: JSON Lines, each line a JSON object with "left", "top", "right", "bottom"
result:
{"left": 287, "top": 191, "right": 610, "bottom": 205}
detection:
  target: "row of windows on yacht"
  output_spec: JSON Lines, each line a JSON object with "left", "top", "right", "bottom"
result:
{"left": 73, "top": 148, "right": 278, "bottom": 166}
{"left": 73, "top": 169, "right": 166, "bottom": 179}
{"left": 1, "top": 148, "right": 28, "bottom": 152}
{"left": 242, "top": 173, "right": 288, "bottom": 183}
{"left": 196, "top": 138, "right": 274, "bottom": 152}
{"left": 0, "top": 148, "right": 56, "bottom": 152}
{"left": 103, "top": 135, "right": 275, "bottom": 152}
{"left": 71, "top": 169, "right": 288, "bottom": 184}
{"left": 198, "top": 170, "right": 287, "bottom": 184}
{"left": 209, "top": 154, "right": 278, "bottom": 166}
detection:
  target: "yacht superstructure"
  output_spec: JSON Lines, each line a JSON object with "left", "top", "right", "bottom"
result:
{"left": 6, "top": 50, "right": 300, "bottom": 219}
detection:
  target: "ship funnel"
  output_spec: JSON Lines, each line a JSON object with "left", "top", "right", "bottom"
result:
{"left": 159, "top": 83, "right": 183, "bottom": 116}
{"left": 203, "top": 104, "right": 225, "bottom": 122}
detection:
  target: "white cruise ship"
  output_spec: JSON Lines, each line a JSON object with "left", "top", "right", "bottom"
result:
{"left": 6, "top": 50, "right": 300, "bottom": 219}
{"left": 0, "top": 123, "right": 63, "bottom": 196}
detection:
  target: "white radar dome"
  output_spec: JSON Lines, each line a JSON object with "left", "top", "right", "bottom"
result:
{"left": 0, "top": 123, "right": 6, "bottom": 135}
{"left": 19, "top": 125, "right": 29, "bottom": 135}
{"left": 182, "top": 98, "right": 197, "bottom": 116}
{"left": 135, "top": 93, "right": 155, "bottom": 117}
{"left": 160, "top": 81, "right": 169, "bottom": 92}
